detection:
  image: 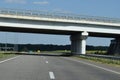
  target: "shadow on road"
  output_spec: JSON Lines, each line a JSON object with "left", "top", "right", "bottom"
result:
{"left": 15, "top": 52, "right": 73, "bottom": 57}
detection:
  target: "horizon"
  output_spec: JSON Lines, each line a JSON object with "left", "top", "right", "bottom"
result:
{"left": 0, "top": 42, "right": 109, "bottom": 47}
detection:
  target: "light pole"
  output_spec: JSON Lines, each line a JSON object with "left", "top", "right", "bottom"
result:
{"left": 5, "top": 32, "right": 7, "bottom": 52}
{"left": 14, "top": 32, "right": 18, "bottom": 52}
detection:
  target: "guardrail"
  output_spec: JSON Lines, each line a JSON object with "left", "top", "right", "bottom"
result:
{"left": 0, "top": 8, "right": 120, "bottom": 23}
{"left": 81, "top": 54, "right": 120, "bottom": 60}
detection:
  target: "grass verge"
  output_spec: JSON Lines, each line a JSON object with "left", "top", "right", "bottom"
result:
{"left": 0, "top": 53, "right": 16, "bottom": 61}
{"left": 75, "top": 55, "right": 120, "bottom": 66}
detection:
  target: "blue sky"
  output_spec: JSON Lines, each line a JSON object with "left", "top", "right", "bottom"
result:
{"left": 0, "top": 0, "right": 119, "bottom": 46}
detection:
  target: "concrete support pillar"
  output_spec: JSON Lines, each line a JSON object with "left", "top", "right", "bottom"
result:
{"left": 108, "top": 38, "right": 120, "bottom": 55}
{"left": 70, "top": 31, "right": 88, "bottom": 55}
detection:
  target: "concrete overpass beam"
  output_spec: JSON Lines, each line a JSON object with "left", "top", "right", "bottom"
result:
{"left": 70, "top": 31, "right": 88, "bottom": 55}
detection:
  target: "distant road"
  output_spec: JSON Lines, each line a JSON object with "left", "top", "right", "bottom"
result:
{"left": 0, "top": 53, "right": 120, "bottom": 80}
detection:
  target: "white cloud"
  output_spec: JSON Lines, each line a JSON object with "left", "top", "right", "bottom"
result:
{"left": 33, "top": 1, "right": 49, "bottom": 5}
{"left": 5, "top": 0, "right": 26, "bottom": 4}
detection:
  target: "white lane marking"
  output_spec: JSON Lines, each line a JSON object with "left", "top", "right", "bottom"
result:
{"left": 46, "top": 61, "right": 48, "bottom": 63}
{"left": 0, "top": 56, "right": 20, "bottom": 64}
{"left": 63, "top": 57, "right": 120, "bottom": 75}
{"left": 49, "top": 71, "right": 55, "bottom": 79}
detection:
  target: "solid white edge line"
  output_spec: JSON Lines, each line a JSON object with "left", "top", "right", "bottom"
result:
{"left": 63, "top": 57, "right": 120, "bottom": 75}
{"left": 49, "top": 71, "right": 55, "bottom": 79}
{"left": 0, "top": 56, "right": 20, "bottom": 64}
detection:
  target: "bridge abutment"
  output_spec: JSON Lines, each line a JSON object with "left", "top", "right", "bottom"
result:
{"left": 70, "top": 32, "right": 88, "bottom": 55}
{"left": 108, "top": 38, "right": 120, "bottom": 55}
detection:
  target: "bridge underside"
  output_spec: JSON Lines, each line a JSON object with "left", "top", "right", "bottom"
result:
{"left": 0, "top": 26, "right": 120, "bottom": 38}
{"left": 0, "top": 26, "right": 78, "bottom": 35}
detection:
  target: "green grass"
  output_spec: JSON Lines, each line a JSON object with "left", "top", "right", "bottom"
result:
{"left": 86, "top": 50, "right": 107, "bottom": 55}
{"left": 76, "top": 55, "right": 120, "bottom": 66}
{"left": 0, "top": 53, "right": 16, "bottom": 60}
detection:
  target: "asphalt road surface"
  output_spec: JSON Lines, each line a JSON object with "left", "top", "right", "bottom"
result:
{"left": 0, "top": 53, "right": 120, "bottom": 80}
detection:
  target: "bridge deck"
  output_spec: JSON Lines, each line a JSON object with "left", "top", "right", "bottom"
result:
{"left": 0, "top": 8, "right": 120, "bottom": 27}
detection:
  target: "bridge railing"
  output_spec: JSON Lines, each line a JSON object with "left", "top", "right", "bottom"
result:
{"left": 0, "top": 8, "right": 120, "bottom": 23}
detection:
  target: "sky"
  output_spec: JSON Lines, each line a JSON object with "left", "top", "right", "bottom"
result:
{"left": 0, "top": 0, "right": 120, "bottom": 46}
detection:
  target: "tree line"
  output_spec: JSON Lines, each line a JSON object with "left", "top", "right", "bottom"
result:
{"left": 0, "top": 43, "right": 108, "bottom": 51}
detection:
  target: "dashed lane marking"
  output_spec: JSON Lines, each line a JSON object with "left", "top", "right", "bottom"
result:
{"left": 49, "top": 71, "right": 55, "bottom": 79}
{"left": 46, "top": 61, "right": 48, "bottom": 63}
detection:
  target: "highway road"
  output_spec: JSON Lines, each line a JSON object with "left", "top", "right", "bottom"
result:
{"left": 0, "top": 53, "right": 120, "bottom": 80}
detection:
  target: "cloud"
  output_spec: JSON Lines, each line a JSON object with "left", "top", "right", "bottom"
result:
{"left": 5, "top": 0, "right": 26, "bottom": 4}
{"left": 33, "top": 1, "right": 49, "bottom": 5}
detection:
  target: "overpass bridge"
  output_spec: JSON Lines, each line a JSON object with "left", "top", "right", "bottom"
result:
{"left": 0, "top": 8, "right": 120, "bottom": 55}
